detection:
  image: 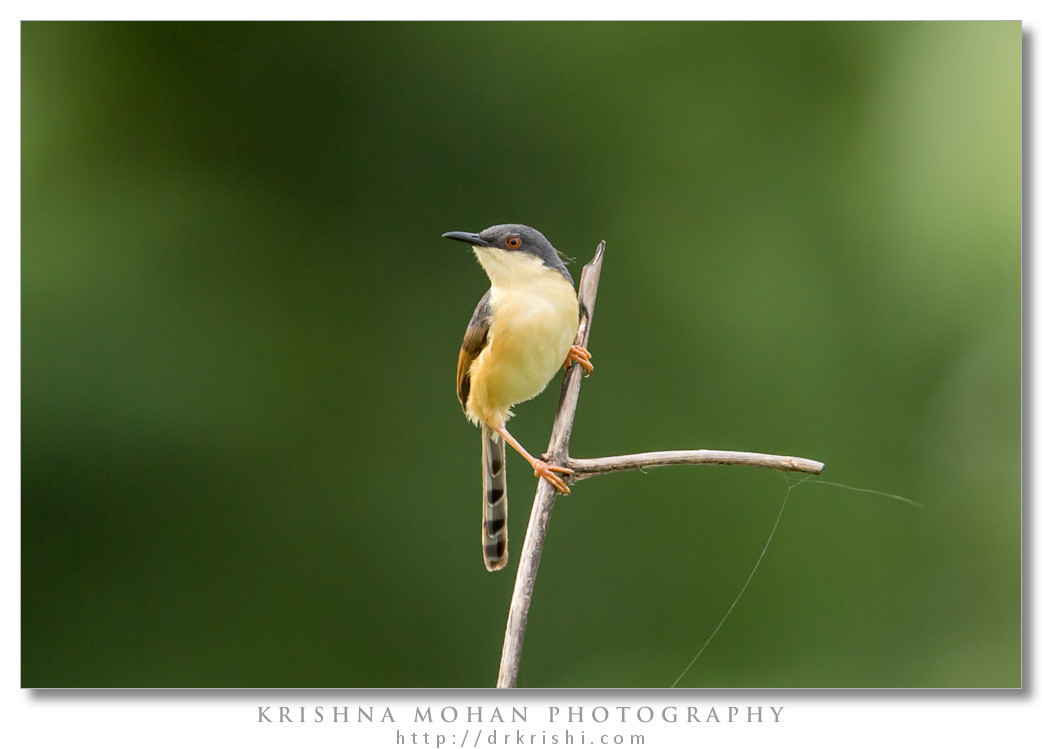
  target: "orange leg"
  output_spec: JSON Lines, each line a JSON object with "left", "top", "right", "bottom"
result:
{"left": 493, "top": 424, "right": 572, "bottom": 494}
{"left": 564, "top": 344, "right": 594, "bottom": 375}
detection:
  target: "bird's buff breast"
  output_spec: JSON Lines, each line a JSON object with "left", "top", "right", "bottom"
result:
{"left": 466, "top": 277, "right": 578, "bottom": 426}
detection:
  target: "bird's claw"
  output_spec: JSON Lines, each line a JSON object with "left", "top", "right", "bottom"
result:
{"left": 565, "top": 345, "right": 594, "bottom": 376}
{"left": 532, "top": 459, "right": 572, "bottom": 494}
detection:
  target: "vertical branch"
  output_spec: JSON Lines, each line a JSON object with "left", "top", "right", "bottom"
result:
{"left": 496, "top": 242, "right": 606, "bottom": 688}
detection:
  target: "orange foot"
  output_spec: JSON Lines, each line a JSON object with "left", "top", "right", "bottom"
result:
{"left": 564, "top": 345, "right": 594, "bottom": 376}
{"left": 532, "top": 459, "right": 573, "bottom": 494}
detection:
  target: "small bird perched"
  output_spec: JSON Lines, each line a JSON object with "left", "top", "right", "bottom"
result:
{"left": 443, "top": 224, "right": 593, "bottom": 571}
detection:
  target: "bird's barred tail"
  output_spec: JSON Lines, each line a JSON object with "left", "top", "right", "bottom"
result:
{"left": 481, "top": 425, "right": 508, "bottom": 571}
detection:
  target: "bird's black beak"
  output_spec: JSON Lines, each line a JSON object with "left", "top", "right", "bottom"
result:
{"left": 442, "top": 230, "right": 491, "bottom": 247}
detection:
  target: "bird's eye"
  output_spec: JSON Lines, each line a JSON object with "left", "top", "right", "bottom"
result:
{"left": 505, "top": 235, "right": 522, "bottom": 249}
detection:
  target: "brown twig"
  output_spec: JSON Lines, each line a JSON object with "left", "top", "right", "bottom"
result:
{"left": 568, "top": 450, "right": 824, "bottom": 478}
{"left": 494, "top": 241, "right": 824, "bottom": 688}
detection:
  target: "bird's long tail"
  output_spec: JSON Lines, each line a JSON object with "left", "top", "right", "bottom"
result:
{"left": 481, "top": 425, "right": 508, "bottom": 571}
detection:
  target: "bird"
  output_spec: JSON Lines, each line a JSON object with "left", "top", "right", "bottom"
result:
{"left": 443, "top": 224, "right": 594, "bottom": 571}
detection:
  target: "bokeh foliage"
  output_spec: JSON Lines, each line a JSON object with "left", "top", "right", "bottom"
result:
{"left": 22, "top": 21, "right": 1020, "bottom": 687}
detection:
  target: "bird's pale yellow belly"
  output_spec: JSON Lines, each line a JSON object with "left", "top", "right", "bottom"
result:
{"left": 466, "top": 275, "right": 578, "bottom": 428}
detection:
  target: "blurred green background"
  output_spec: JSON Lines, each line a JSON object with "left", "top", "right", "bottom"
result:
{"left": 22, "top": 21, "right": 1020, "bottom": 687}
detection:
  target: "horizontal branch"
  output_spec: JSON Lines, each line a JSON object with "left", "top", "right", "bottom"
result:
{"left": 566, "top": 450, "right": 824, "bottom": 479}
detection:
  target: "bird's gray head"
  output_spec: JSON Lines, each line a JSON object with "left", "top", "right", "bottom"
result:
{"left": 442, "top": 224, "right": 573, "bottom": 284}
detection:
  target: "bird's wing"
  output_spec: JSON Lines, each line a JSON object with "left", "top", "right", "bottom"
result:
{"left": 457, "top": 290, "right": 492, "bottom": 409}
